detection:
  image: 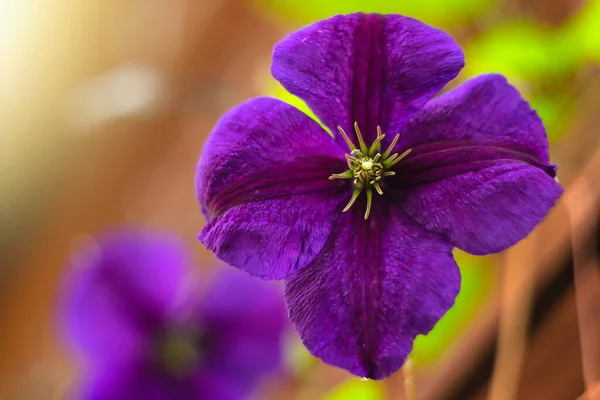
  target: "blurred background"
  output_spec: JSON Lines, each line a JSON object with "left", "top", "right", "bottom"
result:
{"left": 1, "top": 0, "right": 599, "bottom": 399}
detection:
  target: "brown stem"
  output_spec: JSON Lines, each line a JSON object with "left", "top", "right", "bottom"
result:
{"left": 383, "top": 358, "right": 417, "bottom": 400}
{"left": 384, "top": 358, "right": 417, "bottom": 400}
{"left": 488, "top": 236, "right": 537, "bottom": 400}
{"left": 575, "top": 382, "right": 600, "bottom": 400}
{"left": 403, "top": 358, "right": 417, "bottom": 400}
{"left": 565, "top": 177, "right": 600, "bottom": 397}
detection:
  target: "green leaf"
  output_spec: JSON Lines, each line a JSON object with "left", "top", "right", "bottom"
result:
{"left": 253, "top": 0, "right": 491, "bottom": 27}
{"left": 323, "top": 379, "right": 384, "bottom": 400}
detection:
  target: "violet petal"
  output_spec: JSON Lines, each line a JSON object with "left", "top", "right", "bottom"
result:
{"left": 390, "top": 74, "right": 556, "bottom": 185}
{"left": 284, "top": 206, "right": 460, "bottom": 379}
{"left": 194, "top": 371, "right": 249, "bottom": 400}
{"left": 200, "top": 268, "right": 286, "bottom": 385}
{"left": 61, "top": 231, "right": 192, "bottom": 368}
{"left": 197, "top": 97, "right": 348, "bottom": 280}
{"left": 398, "top": 74, "right": 551, "bottom": 162}
{"left": 402, "top": 162, "right": 563, "bottom": 255}
{"left": 272, "top": 13, "right": 464, "bottom": 146}
{"left": 79, "top": 363, "right": 195, "bottom": 400}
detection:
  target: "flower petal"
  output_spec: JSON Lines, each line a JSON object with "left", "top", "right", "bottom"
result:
{"left": 200, "top": 268, "right": 286, "bottom": 390}
{"left": 194, "top": 371, "right": 249, "bottom": 400}
{"left": 197, "top": 97, "right": 348, "bottom": 280}
{"left": 284, "top": 206, "right": 460, "bottom": 379}
{"left": 199, "top": 193, "right": 345, "bottom": 280}
{"left": 79, "top": 363, "right": 195, "bottom": 400}
{"left": 391, "top": 74, "right": 554, "bottom": 183}
{"left": 402, "top": 162, "right": 563, "bottom": 255}
{"left": 272, "top": 13, "right": 464, "bottom": 146}
{"left": 197, "top": 96, "right": 345, "bottom": 216}
{"left": 61, "top": 231, "right": 192, "bottom": 367}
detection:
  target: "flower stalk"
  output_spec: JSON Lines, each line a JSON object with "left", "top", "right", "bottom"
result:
{"left": 565, "top": 177, "right": 600, "bottom": 396}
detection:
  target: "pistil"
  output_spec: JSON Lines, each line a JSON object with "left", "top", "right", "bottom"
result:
{"left": 157, "top": 329, "right": 202, "bottom": 377}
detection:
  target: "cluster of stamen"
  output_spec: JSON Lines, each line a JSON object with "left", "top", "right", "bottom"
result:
{"left": 329, "top": 122, "right": 411, "bottom": 219}
{"left": 157, "top": 329, "right": 202, "bottom": 377}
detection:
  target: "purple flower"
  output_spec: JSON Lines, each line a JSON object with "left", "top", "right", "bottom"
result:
{"left": 61, "top": 231, "right": 287, "bottom": 400}
{"left": 196, "top": 13, "right": 562, "bottom": 379}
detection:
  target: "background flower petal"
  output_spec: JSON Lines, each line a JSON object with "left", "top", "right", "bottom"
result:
{"left": 199, "top": 268, "right": 286, "bottom": 392}
{"left": 197, "top": 97, "right": 348, "bottom": 280}
{"left": 61, "top": 231, "right": 193, "bottom": 367}
{"left": 402, "top": 162, "right": 563, "bottom": 255}
{"left": 193, "top": 371, "right": 250, "bottom": 400}
{"left": 78, "top": 363, "right": 196, "bottom": 400}
{"left": 284, "top": 206, "right": 460, "bottom": 380}
{"left": 272, "top": 13, "right": 464, "bottom": 146}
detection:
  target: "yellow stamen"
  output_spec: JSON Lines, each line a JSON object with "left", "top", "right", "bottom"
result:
{"left": 354, "top": 121, "right": 368, "bottom": 154}
{"left": 342, "top": 189, "right": 362, "bottom": 213}
{"left": 329, "top": 171, "right": 353, "bottom": 180}
{"left": 373, "top": 182, "right": 383, "bottom": 195}
{"left": 384, "top": 148, "right": 412, "bottom": 168}
{"left": 337, "top": 126, "right": 357, "bottom": 151}
{"left": 369, "top": 126, "right": 386, "bottom": 156}
{"left": 382, "top": 133, "right": 401, "bottom": 159}
{"left": 364, "top": 189, "right": 373, "bottom": 220}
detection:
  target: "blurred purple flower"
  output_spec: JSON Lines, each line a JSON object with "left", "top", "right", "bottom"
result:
{"left": 195, "top": 13, "right": 562, "bottom": 379}
{"left": 61, "top": 231, "right": 287, "bottom": 400}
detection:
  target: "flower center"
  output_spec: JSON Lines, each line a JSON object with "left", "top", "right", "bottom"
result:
{"left": 329, "top": 122, "right": 411, "bottom": 219}
{"left": 361, "top": 160, "right": 373, "bottom": 170}
{"left": 156, "top": 329, "right": 202, "bottom": 377}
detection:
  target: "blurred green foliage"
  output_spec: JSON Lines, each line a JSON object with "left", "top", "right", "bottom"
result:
{"left": 284, "top": 333, "right": 318, "bottom": 376}
{"left": 323, "top": 378, "right": 384, "bottom": 400}
{"left": 255, "top": 0, "right": 492, "bottom": 27}
{"left": 269, "top": 81, "right": 320, "bottom": 126}
{"left": 464, "top": 22, "right": 577, "bottom": 82}
{"left": 462, "top": 15, "right": 596, "bottom": 140}
{"left": 564, "top": 0, "right": 600, "bottom": 63}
